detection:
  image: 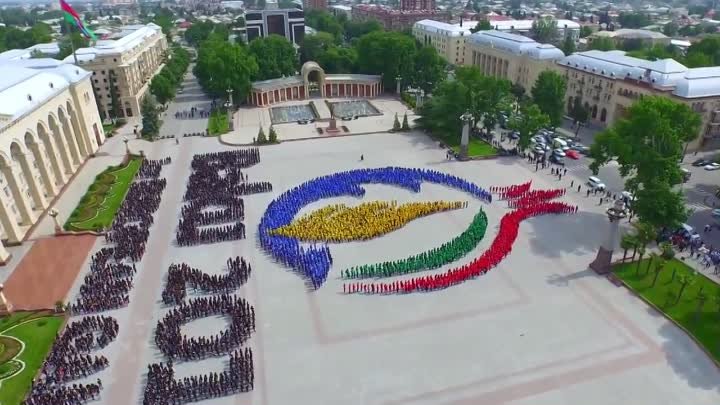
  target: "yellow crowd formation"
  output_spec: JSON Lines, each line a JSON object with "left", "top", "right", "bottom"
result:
{"left": 271, "top": 200, "right": 466, "bottom": 242}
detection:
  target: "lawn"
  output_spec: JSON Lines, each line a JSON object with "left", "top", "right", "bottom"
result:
{"left": 614, "top": 258, "right": 720, "bottom": 362}
{"left": 208, "top": 110, "right": 230, "bottom": 136}
{"left": 0, "top": 313, "right": 63, "bottom": 405}
{"left": 428, "top": 131, "right": 497, "bottom": 157}
{"left": 65, "top": 157, "right": 142, "bottom": 231}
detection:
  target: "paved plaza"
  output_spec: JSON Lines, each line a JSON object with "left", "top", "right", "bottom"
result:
{"left": 5, "top": 83, "right": 720, "bottom": 404}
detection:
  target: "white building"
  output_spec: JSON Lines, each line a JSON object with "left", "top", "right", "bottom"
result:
{"left": 0, "top": 58, "right": 105, "bottom": 261}
{"left": 413, "top": 20, "right": 472, "bottom": 65}
{"left": 488, "top": 19, "right": 581, "bottom": 40}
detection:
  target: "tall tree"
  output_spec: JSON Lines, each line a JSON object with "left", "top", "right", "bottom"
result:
{"left": 150, "top": 72, "right": 175, "bottom": 105}
{"left": 589, "top": 36, "right": 615, "bottom": 51}
{"left": 470, "top": 19, "right": 492, "bottom": 33}
{"left": 509, "top": 103, "right": 550, "bottom": 151}
{"left": 663, "top": 22, "right": 679, "bottom": 37}
{"left": 531, "top": 70, "right": 567, "bottom": 128}
{"left": 579, "top": 26, "right": 593, "bottom": 38}
{"left": 57, "top": 32, "right": 89, "bottom": 60}
{"left": 304, "top": 9, "right": 344, "bottom": 41}
{"left": 248, "top": 35, "right": 296, "bottom": 81}
{"left": 140, "top": 96, "right": 160, "bottom": 139}
{"left": 344, "top": 19, "right": 383, "bottom": 40}
{"left": 589, "top": 96, "right": 701, "bottom": 229}
{"left": 568, "top": 97, "right": 589, "bottom": 136}
{"left": 530, "top": 17, "right": 558, "bottom": 43}
{"left": 300, "top": 32, "right": 336, "bottom": 63}
{"left": 319, "top": 46, "right": 357, "bottom": 73}
{"left": 561, "top": 36, "right": 576, "bottom": 55}
{"left": 194, "top": 39, "right": 259, "bottom": 102}
{"left": 356, "top": 31, "right": 416, "bottom": 90}
{"left": 411, "top": 46, "right": 445, "bottom": 93}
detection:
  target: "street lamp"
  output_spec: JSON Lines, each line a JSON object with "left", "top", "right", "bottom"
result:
{"left": 459, "top": 111, "right": 474, "bottom": 160}
{"left": 395, "top": 75, "right": 402, "bottom": 95}
{"left": 123, "top": 137, "right": 130, "bottom": 155}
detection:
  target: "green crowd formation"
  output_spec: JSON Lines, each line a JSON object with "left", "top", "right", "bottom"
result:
{"left": 341, "top": 209, "right": 488, "bottom": 279}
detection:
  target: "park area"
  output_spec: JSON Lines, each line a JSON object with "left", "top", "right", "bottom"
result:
{"left": 613, "top": 258, "right": 720, "bottom": 362}
{"left": 0, "top": 311, "right": 63, "bottom": 405}
{"left": 65, "top": 157, "right": 142, "bottom": 231}
{"left": 208, "top": 110, "right": 230, "bottom": 136}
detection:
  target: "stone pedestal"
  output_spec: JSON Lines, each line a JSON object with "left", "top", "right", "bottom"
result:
{"left": 590, "top": 200, "right": 627, "bottom": 275}
{"left": 326, "top": 118, "right": 340, "bottom": 134}
{"left": 460, "top": 119, "right": 470, "bottom": 160}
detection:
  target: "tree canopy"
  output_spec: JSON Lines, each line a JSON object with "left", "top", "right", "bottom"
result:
{"left": 194, "top": 39, "right": 259, "bottom": 102}
{"left": 561, "top": 35, "right": 576, "bottom": 55}
{"left": 184, "top": 21, "right": 216, "bottom": 45}
{"left": 618, "top": 12, "right": 652, "bottom": 29}
{"left": 305, "top": 9, "right": 344, "bottom": 41}
{"left": 509, "top": 103, "right": 550, "bottom": 151}
{"left": 140, "top": 96, "right": 160, "bottom": 139}
{"left": 589, "top": 96, "right": 702, "bottom": 229}
{"left": 470, "top": 19, "right": 492, "bottom": 33}
{"left": 355, "top": 31, "right": 416, "bottom": 90}
{"left": 531, "top": 70, "right": 567, "bottom": 128}
{"left": 248, "top": 35, "right": 297, "bottom": 81}
{"left": 589, "top": 36, "right": 615, "bottom": 51}
{"left": 300, "top": 32, "right": 336, "bottom": 63}
{"left": 411, "top": 46, "right": 446, "bottom": 93}
{"left": 530, "top": 17, "right": 558, "bottom": 43}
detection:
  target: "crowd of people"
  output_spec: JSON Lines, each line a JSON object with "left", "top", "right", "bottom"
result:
{"left": 342, "top": 209, "right": 488, "bottom": 280}
{"left": 137, "top": 158, "right": 171, "bottom": 179}
{"left": 162, "top": 256, "right": 252, "bottom": 305}
{"left": 344, "top": 186, "right": 576, "bottom": 294}
{"left": 273, "top": 200, "right": 466, "bottom": 242}
{"left": 177, "top": 149, "right": 270, "bottom": 246}
{"left": 143, "top": 348, "right": 254, "bottom": 405}
{"left": 174, "top": 105, "right": 211, "bottom": 120}
{"left": 23, "top": 316, "right": 119, "bottom": 405}
{"left": 71, "top": 159, "right": 168, "bottom": 314}
{"left": 260, "top": 167, "right": 492, "bottom": 289}
{"left": 155, "top": 294, "right": 255, "bottom": 361}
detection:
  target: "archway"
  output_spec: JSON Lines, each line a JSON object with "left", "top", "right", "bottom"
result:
{"left": 591, "top": 105, "right": 598, "bottom": 119}
{"left": 48, "top": 113, "right": 73, "bottom": 175}
{"left": 67, "top": 101, "right": 89, "bottom": 157}
{"left": 600, "top": 108, "right": 607, "bottom": 122}
{"left": 302, "top": 61, "right": 325, "bottom": 98}
{"left": 0, "top": 149, "right": 34, "bottom": 226}
{"left": 26, "top": 130, "right": 57, "bottom": 198}
{"left": 58, "top": 107, "right": 81, "bottom": 165}
{"left": 567, "top": 97, "right": 573, "bottom": 112}
{"left": 93, "top": 123, "right": 103, "bottom": 146}
{"left": 37, "top": 122, "right": 66, "bottom": 186}
{"left": 10, "top": 141, "right": 45, "bottom": 211}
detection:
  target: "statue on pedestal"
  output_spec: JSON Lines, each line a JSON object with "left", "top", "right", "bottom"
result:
{"left": 49, "top": 208, "right": 61, "bottom": 234}
{"left": 590, "top": 199, "right": 628, "bottom": 274}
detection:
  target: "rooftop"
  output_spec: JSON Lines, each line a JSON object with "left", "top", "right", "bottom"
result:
{"left": 489, "top": 18, "right": 580, "bottom": 31}
{"left": 467, "top": 30, "right": 565, "bottom": 60}
{"left": 62, "top": 23, "right": 162, "bottom": 64}
{"left": 414, "top": 19, "right": 472, "bottom": 37}
{"left": 591, "top": 29, "right": 668, "bottom": 40}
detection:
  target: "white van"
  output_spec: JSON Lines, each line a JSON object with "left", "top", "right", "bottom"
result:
{"left": 553, "top": 138, "right": 568, "bottom": 149}
{"left": 587, "top": 176, "right": 606, "bottom": 190}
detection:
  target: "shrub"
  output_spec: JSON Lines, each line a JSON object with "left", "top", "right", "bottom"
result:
{"left": 269, "top": 126, "right": 278, "bottom": 143}
{"left": 392, "top": 113, "right": 401, "bottom": 131}
{"left": 257, "top": 127, "right": 267, "bottom": 144}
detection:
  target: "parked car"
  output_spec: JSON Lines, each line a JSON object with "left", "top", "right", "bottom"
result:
{"left": 509, "top": 131, "right": 520, "bottom": 140}
{"left": 587, "top": 176, "right": 606, "bottom": 190}
{"left": 692, "top": 158, "right": 712, "bottom": 167}
{"left": 549, "top": 154, "right": 564, "bottom": 165}
{"left": 533, "top": 146, "right": 545, "bottom": 155}
{"left": 704, "top": 163, "right": 720, "bottom": 171}
{"left": 553, "top": 148, "right": 566, "bottom": 157}
{"left": 565, "top": 150, "right": 580, "bottom": 160}
{"left": 712, "top": 209, "right": 720, "bottom": 218}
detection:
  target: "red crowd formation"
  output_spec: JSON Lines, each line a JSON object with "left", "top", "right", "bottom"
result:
{"left": 491, "top": 181, "right": 532, "bottom": 200}
{"left": 343, "top": 184, "right": 578, "bottom": 295}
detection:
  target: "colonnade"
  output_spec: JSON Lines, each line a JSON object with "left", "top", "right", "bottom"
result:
{"left": 0, "top": 102, "right": 97, "bottom": 263}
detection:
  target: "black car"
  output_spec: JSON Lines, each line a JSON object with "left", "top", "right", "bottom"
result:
{"left": 550, "top": 154, "right": 565, "bottom": 165}
{"left": 692, "top": 158, "right": 711, "bottom": 167}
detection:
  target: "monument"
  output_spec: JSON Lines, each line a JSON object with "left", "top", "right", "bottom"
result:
{"left": 459, "top": 111, "right": 473, "bottom": 160}
{"left": 589, "top": 199, "right": 628, "bottom": 274}
{"left": 326, "top": 103, "right": 341, "bottom": 134}
{"left": 49, "top": 208, "right": 61, "bottom": 234}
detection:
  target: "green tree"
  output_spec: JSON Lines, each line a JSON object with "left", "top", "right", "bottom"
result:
{"left": 150, "top": 72, "right": 175, "bottom": 105}
{"left": 393, "top": 113, "right": 401, "bottom": 131}
{"left": 268, "top": 126, "right": 278, "bottom": 143}
{"left": 650, "top": 257, "right": 666, "bottom": 287}
{"left": 356, "top": 31, "right": 416, "bottom": 90}
{"left": 589, "top": 37, "right": 615, "bottom": 51}
{"left": 344, "top": 19, "right": 383, "bottom": 40}
{"left": 530, "top": 17, "right": 558, "bottom": 43}
{"left": 579, "top": 26, "right": 593, "bottom": 38}
{"left": 257, "top": 127, "right": 267, "bottom": 144}
{"left": 561, "top": 35, "right": 576, "bottom": 55}
{"left": 184, "top": 21, "right": 215, "bottom": 45}
{"left": 248, "top": 35, "right": 296, "bottom": 80}
{"left": 676, "top": 272, "right": 697, "bottom": 304}
{"left": 411, "top": 46, "right": 445, "bottom": 93}
{"left": 194, "top": 39, "right": 259, "bottom": 102}
{"left": 153, "top": 14, "right": 174, "bottom": 40}
{"left": 305, "top": 9, "right": 344, "bottom": 41}
{"left": 319, "top": 46, "right": 357, "bottom": 73}
{"left": 620, "top": 233, "right": 637, "bottom": 262}
{"left": 569, "top": 97, "right": 589, "bottom": 136}
{"left": 531, "top": 70, "right": 567, "bottom": 128}
{"left": 470, "top": 19, "right": 492, "bottom": 33}
{"left": 57, "top": 32, "right": 89, "bottom": 61}
{"left": 509, "top": 103, "right": 550, "bottom": 151}
{"left": 30, "top": 22, "right": 52, "bottom": 44}
{"left": 618, "top": 13, "right": 651, "bottom": 29}
{"left": 140, "top": 96, "right": 160, "bottom": 139}
{"left": 663, "top": 22, "right": 679, "bottom": 37}
{"left": 589, "top": 96, "right": 701, "bottom": 229}
{"left": 685, "top": 36, "right": 720, "bottom": 67}
{"left": 300, "top": 32, "right": 336, "bottom": 63}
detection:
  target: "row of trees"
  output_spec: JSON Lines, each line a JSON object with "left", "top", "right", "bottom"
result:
{"left": 0, "top": 22, "right": 53, "bottom": 52}
{"left": 150, "top": 46, "right": 191, "bottom": 105}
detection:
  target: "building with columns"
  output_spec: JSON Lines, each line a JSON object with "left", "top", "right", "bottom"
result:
{"left": 248, "top": 62, "right": 382, "bottom": 106}
{"left": 0, "top": 58, "right": 105, "bottom": 263}
{"left": 464, "top": 30, "right": 565, "bottom": 92}
{"left": 64, "top": 23, "right": 168, "bottom": 120}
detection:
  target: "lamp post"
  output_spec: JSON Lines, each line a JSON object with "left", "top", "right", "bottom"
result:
{"left": 226, "top": 88, "right": 234, "bottom": 131}
{"left": 589, "top": 199, "right": 628, "bottom": 274}
{"left": 395, "top": 75, "right": 402, "bottom": 95}
{"left": 459, "top": 111, "right": 473, "bottom": 160}
{"left": 123, "top": 137, "right": 130, "bottom": 156}
{"left": 416, "top": 89, "right": 424, "bottom": 108}
{"left": 49, "top": 208, "right": 61, "bottom": 234}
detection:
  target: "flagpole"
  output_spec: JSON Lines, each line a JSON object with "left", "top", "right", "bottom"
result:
{"left": 63, "top": 12, "right": 78, "bottom": 64}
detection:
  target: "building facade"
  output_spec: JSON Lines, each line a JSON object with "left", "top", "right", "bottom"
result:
{"left": 464, "top": 30, "right": 565, "bottom": 91}
{"left": 413, "top": 20, "right": 472, "bottom": 65}
{"left": 246, "top": 9, "right": 305, "bottom": 46}
{"left": 352, "top": 0, "right": 449, "bottom": 31}
{"left": 558, "top": 50, "right": 720, "bottom": 151}
{"left": 303, "top": 0, "right": 327, "bottom": 10}
{"left": 486, "top": 19, "right": 581, "bottom": 40}
{"left": 248, "top": 62, "right": 382, "bottom": 106}
{"left": 0, "top": 59, "right": 105, "bottom": 262}
{"left": 64, "top": 23, "right": 168, "bottom": 120}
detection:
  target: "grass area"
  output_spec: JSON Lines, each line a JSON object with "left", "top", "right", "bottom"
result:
{"left": 65, "top": 157, "right": 142, "bottom": 231}
{"left": 427, "top": 131, "right": 497, "bottom": 158}
{"left": 208, "top": 110, "right": 230, "bottom": 136}
{"left": 0, "top": 316, "right": 63, "bottom": 405}
{"left": 614, "top": 258, "right": 720, "bottom": 362}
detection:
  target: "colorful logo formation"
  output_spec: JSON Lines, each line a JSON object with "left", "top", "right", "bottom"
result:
{"left": 258, "top": 167, "right": 576, "bottom": 294}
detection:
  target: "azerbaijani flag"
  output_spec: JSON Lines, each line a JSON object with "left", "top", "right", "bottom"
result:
{"left": 60, "top": 0, "right": 97, "bottom": 41}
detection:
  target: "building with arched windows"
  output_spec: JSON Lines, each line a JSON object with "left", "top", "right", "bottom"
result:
{"left": 248, "top": 62, "right": 383, "bottom": 106}
{"left": 0, "top": 58, "right": 105, "bottom": 263}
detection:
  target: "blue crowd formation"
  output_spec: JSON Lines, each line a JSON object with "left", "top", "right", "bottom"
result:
{"left": 259, "top": 167, "right": 491, "bottom": 289}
